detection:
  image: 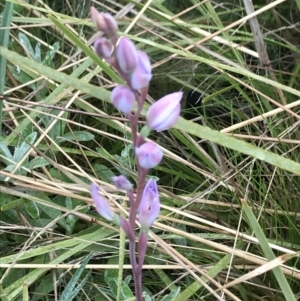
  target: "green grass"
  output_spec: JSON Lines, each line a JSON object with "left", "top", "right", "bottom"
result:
{"left": 1, "top": 0, "right": 300, "bottom": 300}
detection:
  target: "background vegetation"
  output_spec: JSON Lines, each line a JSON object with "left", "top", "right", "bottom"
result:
{"left": 0, "top": 0, "right": 300, "bottom": 300}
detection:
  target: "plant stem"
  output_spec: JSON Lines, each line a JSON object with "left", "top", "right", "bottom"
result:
{"left": 129, "top": 237, "right": 143, "bottom": 301}
{"left": 127, "top": 87, "right": 149, "bottom": 301}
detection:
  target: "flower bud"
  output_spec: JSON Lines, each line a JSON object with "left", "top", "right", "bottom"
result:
{"left": 91, "top": 7, "right": 118, "bottom": 36}
{"left": 111, "top": 85, "right": 135, "bottom": 114}
{"left": 130, "top": 51, "right": 152, "bottom": 90}
{"left": 112, "top": 175, "right": 133, "bottom": 191}
{"left": 146, "top": 92, "right": 182, "bottom": 131}
{"left": 90, "top": 183, "right": 116, "bottom": 221}
{"left": 116, "top": 37, "right": 138, "bottom": 74}
{"left": 135, "top": 142, "right": 163, "bottom": 169}
{"left": 139, "top": 178, "right": 160, "bottom": 228}
{"left": 94, "top": 37, "right": 113, "bottom": 59}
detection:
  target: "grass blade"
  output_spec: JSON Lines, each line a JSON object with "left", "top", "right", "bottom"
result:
{"left": 0, "top": 1, "right": 14, "bottom": 137}
{"left": 59, "top": 252, "right": 93, "bottom": 301}
{"left": 242, "top": 200, "right": 297, "bottom": 301}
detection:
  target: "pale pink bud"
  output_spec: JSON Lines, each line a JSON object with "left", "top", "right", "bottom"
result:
{"left": 116, "top": 37, "right": 138, "bottom": 74}
{"left": 139, "top": 178, "right": 160, "bottom": 228}
{"left": 130, "top": 51, "right": 152, "bottom": 90}
{"left": 90, "top": 183, "right": 116, "bottom": 221}
{"left": 94, "top": 37, "right": 113, "bottom": 59}
{"left": 146, "top": 92, "right": 183, "bottom": 131}
{"left": 135, "top": 142, "right": 163, "bottom": 169}
{"left": 91, "top": 7, "right": 118, "bottom": 36}
{"left": 111, "top": 85, "right": 135, "bottom": 114}
{"left": 112, "top": 175, "right": 133, "bottom": 191}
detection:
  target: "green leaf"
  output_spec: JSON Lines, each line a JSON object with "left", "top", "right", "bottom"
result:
{"left": 160, "top": 287, "right": 181, "bottom": 301}
{"left": 1, "top": 197, "right": 28, "bottom": 211}
{"left": 24, "top": 157, "right": 50, "bottom": 170}
{"left": 39, "top": 202, "right": 68, "bottom": 230}
{"left": 0, "top": 141, "right": 13, "bottom": 165}
{"left": 146, "top": 257, "right": 177, "bottom": 291}
{"left": 144, "top": 295, "right": 152, "bottom": 301}
{"left": 106, "top": 278, "right": 134, "bottom": 301}
{"left": 104, "top": 257, "right": 134, "bottom": 300}
{"left": 65, "top": 197, "right": 77, "bottom": 235}
{"left": 1, "top": 267, "right": 26, "bottom": 288}
{"left": 18, "top": 32, "right": 36, "bottom": 61}
{"left": 58, "top": 131, "right": 95, "bottom": 142}
{"left": 25, "top": 201, "right": 40, "bottom": 219}
{"left": 94, "top": 164, "right": 115, "bottom": 183}
{"left": 32, "top": 274, "right": 61, "bottom": 301}
{"left": 13, "top": 132, "right": 37, "bottom": 163}
{"left": 0, "top": 285, "right": 9, "bottom": 301}
{"left": 7, "top": 65, "right": 37, "bottom": 89}
{"left": 34, "top": 42, "right": 41, "bottom": 63}
{"left": 39, "top": 111, "right": 64, "bottom": 141}
{"left": 42, "top": 41, "right": 60, "bottom": 67}
{"left": 58, "top": 252, "right": 93, "bottom": 301}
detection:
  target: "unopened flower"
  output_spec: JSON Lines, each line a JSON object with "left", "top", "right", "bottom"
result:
{"left": 91, "top": 7, "right": 118, "bottom": 37}
{"left": 135, "top": 142, "right": 163, "bottom": 169}
{"left": 139, "top": 178, "right": 160, "bottom": 229}
{"left": 94, "top": 37, "right": 113, "bottom": 59}
{"left": 130, "top": 51, "right": 152, "bottom": 90}
{"left": 111, "top": 85, "right": 135, "bottom": 114}
{"left": 112, "top": 175, "right": 133, "bottom": 191}
{"left": 90, "top": 183, "right": 117, "bottom": 222}
{"left": 116, "top": 37, "right": 138, "bottom": 74}
{"left": 146, "top": 92, "right": 182, "bottom": 131}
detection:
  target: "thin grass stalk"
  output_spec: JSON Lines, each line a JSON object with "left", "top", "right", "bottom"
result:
{"left": 116, "top": 201, "right": 126, "bottom": 301}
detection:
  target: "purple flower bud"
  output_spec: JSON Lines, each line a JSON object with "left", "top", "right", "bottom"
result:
{"left": 91, "top": 7, "right": 118, "bottom": 36}
{"left": 112, "top": 175, "right": 133, "bottom": 191}
{"left": 135, "top": 142, "right": 163, "bottom": 169}
{"left": 94, "top": 37, "right": 113, "bottom": 59}
{"left": 139, "top": 178, "right": 160, "bottom": 228}
{"left": 90, "top": 183, "right": 116, "bottom": 221}
{"left": 146, "top": 92, "right": 183, "bottom": 131}
{"left": 130, "top": 51, "right": 152, "bottom": 90}
{"left": 116, "top": 37, "right": 138, "bottom": 74}
{"left": 111, "top": 85, "right": 135, "bottom": 114}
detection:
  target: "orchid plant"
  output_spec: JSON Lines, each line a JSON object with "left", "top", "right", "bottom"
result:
{"left": 90, "top": 7, "right": 183, "bottom": 301}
